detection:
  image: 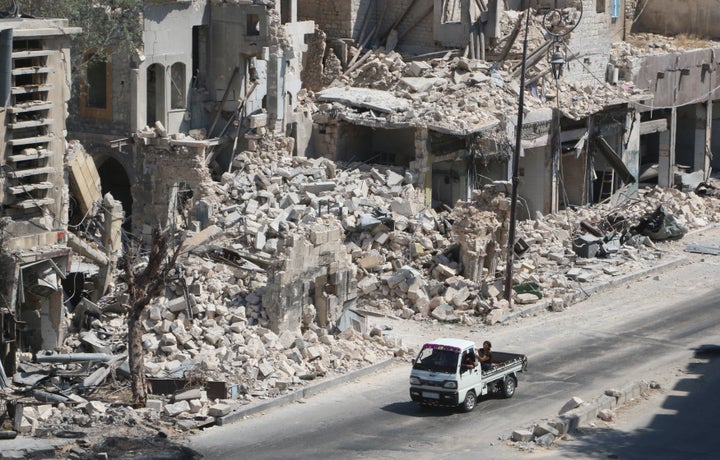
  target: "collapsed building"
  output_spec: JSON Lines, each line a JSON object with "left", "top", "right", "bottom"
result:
{"left": 0, "top": 17, "right": 81, "bottom": 377}
{"left": 3, "top": 0, "right": 720, "bottom": 440}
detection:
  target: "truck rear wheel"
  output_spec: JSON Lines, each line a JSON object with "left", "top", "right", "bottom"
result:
{"left": 461, "top": 391, "right": 477, "bottom": 412}
{"left": 503, "top": 376, "right": 517, "bottom": 398}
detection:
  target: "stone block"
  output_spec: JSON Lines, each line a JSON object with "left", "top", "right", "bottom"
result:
{"left": 433, "top": 264, "right": 456, "bottom": 279}
{"left": 407, "top": 61, "right": 431, "bottom": 77}
{"left": 559, "top": 396, "right": 584, "bottom": 415}
{"left": 167, "top": 296, "right": 188, "bottom": 313}
{"left": 208, "top": 403, "right": 232, "bottom": 417}
{"left": 189, "top": 399, "right": 204, "bottom": 414}
{"left": 174, "top": 389, "right": 202, "bottom": 401}
{"left": 305, "top": 345, "right": 323, "bottom": 361}
{"left": 535, "top": 433, "right": 555, "bottom": 447}
{"left": 515, "top": 292, "right": 539, "bottom": 304}
{"left": 301, "top": 181, "right": 335, "bottom": 194}
{"left": 258, "top": 361, "right": 276, "bottom": 379}
{"left": 165, "top": 401, "right": 190, "bottom": 416}
{"left": 533, "top": 422, "right": 559, "bottom": 437}
{"left": 357, "top": 252, "right": 384, "bottom": 269}
{"left": 85, "top": 401, "right": 107, "bottom": 416}
{"left": 358, "top": 275, "right": 379, "bottom": 294}
{"left": 146, "top": 399, "right": 164, "bottom": 410}
{"left": 485, "top": 308, "right": 505, "bottom": 325}
{"left": 511, "top": 429, "right": 534, "bottom": 442}
{"left": 430, "top": 303, "right": 455, "bottom": 321}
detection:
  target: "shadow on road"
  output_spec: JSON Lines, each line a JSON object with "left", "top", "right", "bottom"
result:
{"left": 380, "top": 401, "right": 458, "bottom": 417}
{"left": 381, "top": 391, "right": 508, "bottom": 418}
{"left": 550, "top": 344, "right": 720, "bottom": 460}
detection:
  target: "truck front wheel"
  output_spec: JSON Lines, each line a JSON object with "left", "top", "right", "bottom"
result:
{"left": 461, "top": 391, "right": 477, "bottom": 412}
{"left": 503, "top": 376, "right": 517, "bottom": 398}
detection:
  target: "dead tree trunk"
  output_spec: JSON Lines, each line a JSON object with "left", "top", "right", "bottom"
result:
{"left": 127, "top": 306, "right": 146, "bottom": 406}
{"left": 124, "top": 228, "right": 180, "bottom": 407}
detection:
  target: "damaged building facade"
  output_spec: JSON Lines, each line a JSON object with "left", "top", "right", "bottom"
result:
{"left": 0, "top": 17, "right": 80, "bottom": 375}
{"left": 299, "top": 0, "right": 646, "bottom": 222}
{"left": 615, "top": 0, "right": 720, "bottom": 189}
{"left": 68, "top": 0, "right": 314, "bottom": 241}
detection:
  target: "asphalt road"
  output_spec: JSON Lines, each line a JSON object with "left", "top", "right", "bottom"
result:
{"left": 188, "top": 227, "right": 720, "bottom": 459}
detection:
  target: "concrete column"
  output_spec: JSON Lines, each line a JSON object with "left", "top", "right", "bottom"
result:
{"left": 704, "top": 100, "right": 713, "bottom": 179}
{"left": 131, "top": 67, "right": 145, "bottom": 131}
{"left": 95, "top": 193, "right": 124, "bottom": 300}
{"left": 266, "top": 52, "right": 285, "bottom": 133}
{"left": 550, "top": 111, "right": 561, "bottom": 213}
{"left": 624, "top": 110, "right": 641, "bottom": 194}
{"left": 694, "top": 103, "right": 709, "bottom": 173}
{"left": 413, "top": 128, "right": 432, "bottom": 206}
{"left": 658, "top": 108, "right": 677, "bottom": 188}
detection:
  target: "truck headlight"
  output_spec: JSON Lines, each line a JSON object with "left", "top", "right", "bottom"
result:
{"left": 409, "top": 377, "right": 421, "bottom": 385}
{"left": 443, "top": 380, "right": 458, "bottom": 389}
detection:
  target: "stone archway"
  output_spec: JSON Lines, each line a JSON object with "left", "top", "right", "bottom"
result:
{"left": 97, "top": 156, "right": 133, "bottom": 231}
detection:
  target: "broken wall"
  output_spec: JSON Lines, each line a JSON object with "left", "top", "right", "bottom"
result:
{"left": 263, "top": 217, "right": 357, "bottom": 333}
{"left": 631, "top": 0, "right": 720, "bottom": 39}
{"left": 130, "top": 140, "right": 215, "bottom": 240}
{"left": 299, "top": 0, "right": 437, "bottom": 55}
{"left": 621, "top": 47, "right": 720, "bottom": 108}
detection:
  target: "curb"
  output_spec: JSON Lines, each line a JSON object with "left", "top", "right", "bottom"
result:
{"left": 512, "top": 379, "right": 652, "bottom": 443}
{"left": 502, "top": 255, "right": 689, "bottom": 323}
{"left": 216, "top": 357, "right": 398, "bottom": 426}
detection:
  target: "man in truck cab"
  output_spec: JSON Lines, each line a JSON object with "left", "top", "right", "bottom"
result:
{"left": 461, "top": 349, "right": 477, "bottom": 372}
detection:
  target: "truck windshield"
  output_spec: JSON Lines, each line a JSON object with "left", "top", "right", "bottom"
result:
{"left": 413, "top": 345, "right": 459, "bottom": 374}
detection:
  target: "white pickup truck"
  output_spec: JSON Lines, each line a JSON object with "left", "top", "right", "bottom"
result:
{"left": 409, "top": 338, "right": 527, "bottom": 412}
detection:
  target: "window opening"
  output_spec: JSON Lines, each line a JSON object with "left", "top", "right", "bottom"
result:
{"left": 170, "top": 62, "right": 186, "bottom": 109}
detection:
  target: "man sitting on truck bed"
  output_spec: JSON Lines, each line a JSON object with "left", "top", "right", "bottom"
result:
{"left": 477, "top": 340, "right": 493, "bottom": 371}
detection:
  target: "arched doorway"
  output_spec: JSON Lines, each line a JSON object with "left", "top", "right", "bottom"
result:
{"left": 147, "top": 63, "right": 165, "bottom": 126}
{"left": 97, "top": 157, "right": 133, "bottom": 231}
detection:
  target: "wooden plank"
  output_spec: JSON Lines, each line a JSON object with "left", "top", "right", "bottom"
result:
{"left": 595, "top": 136, "right": 636, "bottom": 184}
{"left": 69, "top": 148, "right": 101, "bottom": 215}
{"left": 495, "top": 11, "right": 523, "bottom": 64}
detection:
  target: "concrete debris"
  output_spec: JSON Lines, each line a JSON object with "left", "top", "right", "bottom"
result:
{"left": 6, "top": 144, "right": 719, "bottom": 438}
{"left": 6, "top": 5, "right": 720, "bottom": 444}
{"left": 559, "top": 396, "right": 584, "bottom": 415}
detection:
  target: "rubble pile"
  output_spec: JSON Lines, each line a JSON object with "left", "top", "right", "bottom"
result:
{"left": 317, "top": 49, "right": 639, "bottom": 137}
{"left": 511, "top": 184, "right": 720, "bottom": 304}
{"left": 6, "top": 144, "right": 720, "bottom": 441}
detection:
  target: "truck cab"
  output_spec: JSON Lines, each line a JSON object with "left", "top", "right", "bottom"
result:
{"left": 409, "top": 338, "right": 526, "bottom": 412}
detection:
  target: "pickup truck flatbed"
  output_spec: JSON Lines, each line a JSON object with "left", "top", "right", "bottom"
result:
{"left": 409, "top": 338, "right": 527, "bottom": 412}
